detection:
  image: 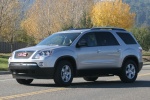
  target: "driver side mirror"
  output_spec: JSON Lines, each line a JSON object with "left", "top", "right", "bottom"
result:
{"left": 76, "top": 39, "right": 87, "bottom": 48}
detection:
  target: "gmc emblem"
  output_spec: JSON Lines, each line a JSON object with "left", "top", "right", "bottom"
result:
{"left": 18, "top": 52, "right": 28, "bottom": 57}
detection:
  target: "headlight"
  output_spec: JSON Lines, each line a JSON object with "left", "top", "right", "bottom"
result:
{"left": 9, "top": 52, "right": 14, "bottom": 60}
{"left": 34, "top": 50, "right": 53, "bottom": 59}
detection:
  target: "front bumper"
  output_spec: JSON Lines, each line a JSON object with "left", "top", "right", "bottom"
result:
{"left": 138, "top": 62, "right": 143, "bottom": 72}
{"left": 9, "top": 62, "right": 54, "bottom": 79}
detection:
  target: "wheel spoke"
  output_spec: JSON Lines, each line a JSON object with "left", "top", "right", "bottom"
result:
{"left": 61, "top": 74, "right": 65, "bottom": 80}
{"left": 131, "top": 66, "right": 135, "bottom": 71}
{"left": 62, "top": 68, "right": 65, "bottom": 72}
{"left": 133, "top": 70, "right": 135, "bottom": 74}
{"left": 65, "top": 66, "right": 69, "bottom": 71}
{"left": 126, "top": 70, "right": 129, "bottom": 74}
{"left": 67, "top": 72, "right": 71, "bottom": 76}
{"left": 127, "top": 65, "right": 131, "bottom": 69}
{"left": 128, "top": 73, "right": 132, "bottom": 79}
{"left": 65, "top": 76, "right": 69, "bottom": 82}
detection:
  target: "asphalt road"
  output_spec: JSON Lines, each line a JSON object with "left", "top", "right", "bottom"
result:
{"left": 0, "top": 65, "right": 150, "bottom": 100}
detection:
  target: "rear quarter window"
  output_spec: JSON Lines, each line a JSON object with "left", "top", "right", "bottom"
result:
{"left": 117, "top": 32, "right": 137, "bottom": 44}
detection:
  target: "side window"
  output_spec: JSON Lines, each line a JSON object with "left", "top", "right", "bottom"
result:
{"left": 95, "top": 32, "right": 119, "bottom": 46}
{"left": 79, "top": 33, "right": 97, "bottom": 47}
{"left": 117, "top": 32, "right": 137, "bottom": 44}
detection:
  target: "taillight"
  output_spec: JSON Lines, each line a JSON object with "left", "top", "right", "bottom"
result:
{"left": 139, "top": 47, "right": 142, "bottom": 53}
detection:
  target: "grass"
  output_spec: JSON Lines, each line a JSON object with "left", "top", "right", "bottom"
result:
{"left": 0, "top": 53, "right": 10, "bottom": 71}
{"left": 143, "top": 51, "right": 150, "bottom": 56}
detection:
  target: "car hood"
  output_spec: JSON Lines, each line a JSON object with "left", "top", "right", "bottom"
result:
{"left": 15, "top": 45, "right": 66, "bottom": 52}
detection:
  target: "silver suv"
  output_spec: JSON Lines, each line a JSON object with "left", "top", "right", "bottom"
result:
{"left": 9, "top": 27, "right": 143, "bottom": 86}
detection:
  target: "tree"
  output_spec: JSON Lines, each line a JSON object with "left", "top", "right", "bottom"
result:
{"left": 91, "top": 0, "right": 135, "bottom": 29}
{"left": 21, "top": 0, "right": 94, "bottom": 42}
{"left": 130, "top": 27, "right": 150, "bottom": 51}
{"left": 0, "top": 0, "right": 21, "bottom": 51}
{"left": 123, "top": 0, "right": 150, "bottom": 27}
{"left": 0, "top": 0, "right": 31, "bottom": 51}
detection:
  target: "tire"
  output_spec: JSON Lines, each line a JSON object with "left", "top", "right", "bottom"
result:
{"left": 83, "top": 77, "right": 98, "bottom": 81}
{"left": 16, "top": 79, "right": 33, "bottom": 85}
{"left": 54, "top": 60, "right": 73, "bottom": 86}
{"left": 119, "top": 60, "right": 138, "bottom": 83}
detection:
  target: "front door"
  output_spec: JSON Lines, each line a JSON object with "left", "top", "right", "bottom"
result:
{"left": 76, "top": 32, "right": 100, "bottom": 69}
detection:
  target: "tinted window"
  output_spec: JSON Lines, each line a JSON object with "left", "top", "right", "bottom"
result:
{"left": 95, "top": 32, "right": 119, "bottom": 46}
{"left": 79, "top": 33, "right": 97, "bottom": 47}
{"left": 117, "top": 32, "right": 137, "bottom": 44}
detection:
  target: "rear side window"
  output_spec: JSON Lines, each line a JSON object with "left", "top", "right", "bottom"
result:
{"left": 117, "top": 32, "right": 137, "bottom": 44}
{"left": 95, "top": 32, "right": 119, "bottom": 46}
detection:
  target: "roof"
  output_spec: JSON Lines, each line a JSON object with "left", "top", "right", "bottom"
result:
{"left": 58, "top": 27, "right": 126, "bottom": 34}
{"left": 58, "top": 29, "right": 90, "bottom": 33}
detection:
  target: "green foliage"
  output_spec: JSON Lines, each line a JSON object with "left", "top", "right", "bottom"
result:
{"left": 143, "top": 51, "right": 150, "bottom": 56}
{"left": 0, "top": 54, "right": 10, "bottom": 71}
{"left": 62, "top": 12, "right": 93, "bottom": 30}
{"left": 61, "top": 23, "right": 74, "bottom": 31}
{"left": 130, "top": 26, "right": 150, "bottom": 51}
{"left": 123, "top": 0, "right": 150, "bottom": 26}
{"left": 78, "top": 12, "right": 93, "bottom": 28}
{"left": 14, "top": 30, "right": 36, "bottom": 46}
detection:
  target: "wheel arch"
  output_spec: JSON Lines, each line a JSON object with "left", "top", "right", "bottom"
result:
{"left": 122, "top": 55, "right": 139, "bottom": 72}
{"left": 54, "top": 56, "right": 77, "bottom": 76}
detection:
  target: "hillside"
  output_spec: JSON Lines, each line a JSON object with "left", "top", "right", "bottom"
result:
{"left": 123, "top": 0, "right": 150, "bottom": 26}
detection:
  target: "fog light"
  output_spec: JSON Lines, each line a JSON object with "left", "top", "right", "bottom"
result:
{"left": 12, "top": 71, "right": 16, "bottom": 74}
{"left": 39, "top": 62, "right": 44, "bottom": 66}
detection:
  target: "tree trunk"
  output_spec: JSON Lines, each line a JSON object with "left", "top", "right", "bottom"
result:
{"left": 10, "top": 42, "right": 14, "bottom": 52}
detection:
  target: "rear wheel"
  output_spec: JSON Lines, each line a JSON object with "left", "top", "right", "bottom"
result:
{"left": 54, "top": 60, "right": 73, "bottom": 86}
{"left": 119, "top": 60, "right": 138, "bottom": 83}
{"left": 16, "top": 79, "right": 33, "bottom": 85}
{"left": 83, "top": 77, "right": 98, "bottom": 81}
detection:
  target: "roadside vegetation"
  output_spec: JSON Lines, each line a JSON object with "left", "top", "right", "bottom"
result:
{"left": 143, "top": 51, "right": 150, "bottom": 63}
{"left": 0, "top": 54, "right": 10, "bottom": 71}
{"left": 143, "top": 51, "right": 150, "bottom": 56}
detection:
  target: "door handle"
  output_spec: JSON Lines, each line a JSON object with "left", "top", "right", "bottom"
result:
{"left": 117, "top": 49, "right": 121, "bottom": 52}
{"left": 97, "top": 50, "right": 101, "bottom": 53}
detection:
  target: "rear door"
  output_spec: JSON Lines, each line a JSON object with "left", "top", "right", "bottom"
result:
{"left": 95, "top": 31, "right": 121, "bottom": 68}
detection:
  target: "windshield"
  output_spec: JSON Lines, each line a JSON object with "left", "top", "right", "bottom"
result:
{"left": 37, "top": 33, "right": 80, "bottom": 46}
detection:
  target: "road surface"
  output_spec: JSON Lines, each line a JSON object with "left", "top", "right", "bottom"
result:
{"left": 0, "top": 65, "right": 150, "bottom": 100}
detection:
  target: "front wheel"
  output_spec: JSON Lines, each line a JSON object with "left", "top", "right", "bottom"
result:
{"left": 16, "top": 79, "right": 33, "bottom": 85}
{"left": 54, "top": 60, "right": 73, "bottom": 86}
{"left": 119, "top": 60, "right": 138, "bottom": 83}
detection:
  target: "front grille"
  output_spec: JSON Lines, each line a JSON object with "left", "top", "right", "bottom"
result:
{"left": 15, "top": 51, "right": 35, "bottom": 59}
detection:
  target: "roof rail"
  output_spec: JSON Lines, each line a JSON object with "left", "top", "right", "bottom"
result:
{"left": 91, "top": 27, "right": 126, "bottom": 31}
{"left": 69, "top": 28, "right": 89, "bottom": 30}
